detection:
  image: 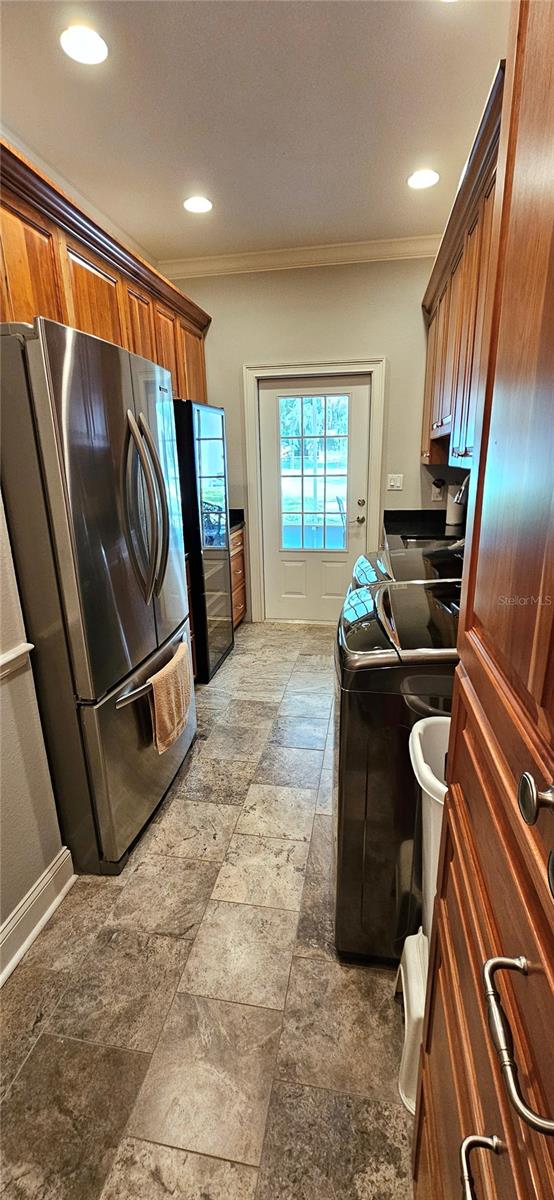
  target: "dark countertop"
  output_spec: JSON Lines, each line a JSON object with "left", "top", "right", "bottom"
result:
{"left": 383, "top": 508, "right": 447, "bottom": 538}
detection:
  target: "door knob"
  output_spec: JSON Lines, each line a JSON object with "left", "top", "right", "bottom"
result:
{"left": 356, "top": 515, "right": 366, "bottom": 525}
{"left": 517, "top": 772, "right": 554, "bottom": 825}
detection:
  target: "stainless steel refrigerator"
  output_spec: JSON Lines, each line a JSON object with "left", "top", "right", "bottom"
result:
{"left": 173, "top": 401, "right": 234, "bottom": 682}
{"left": 1, "top": 318, "right": 196, "bottom": 873}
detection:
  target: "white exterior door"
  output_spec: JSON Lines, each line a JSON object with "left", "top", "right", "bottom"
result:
{"left": 259, "top": 376, "right": 371, "bottom": 621}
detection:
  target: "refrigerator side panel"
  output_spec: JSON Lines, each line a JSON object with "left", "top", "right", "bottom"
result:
{"left": 129, "top": 354, "right": 188, "bottom": 646}
{"left": 0, "top": 334, "right": 105, "bottom": 873}
{"left": 29, "top": 320, "right": 158, "bottom": 700}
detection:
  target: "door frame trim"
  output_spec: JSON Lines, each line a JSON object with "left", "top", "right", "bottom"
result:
{"left": 243, "top": 357, "right": 386, "bottom": 622}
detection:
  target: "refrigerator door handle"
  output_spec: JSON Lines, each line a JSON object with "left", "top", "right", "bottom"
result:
{"left": 125, "top": 409, "right": 159, "bottom": 605}
{"left": 139, "top": 412, "right": 170, "bottom": 596}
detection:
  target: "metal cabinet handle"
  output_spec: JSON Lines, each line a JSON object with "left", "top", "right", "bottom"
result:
{"left": 124, "top": 410, "right": 159, "bottom": 605}
{"left": 483, "top": 956, "right": 554, "bottom": 1135}
{"left": 138, "top": 413, "right": 170, "bottom": 596}
{"left": 460, "top": 1134, "right": 503, "bottom": 1199}
{"left": 518, "top": 771, "right": 554, "bottom": 826}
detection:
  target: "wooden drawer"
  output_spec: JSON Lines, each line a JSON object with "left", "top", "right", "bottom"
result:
{"left": 439, "top": 810, "right": 532, "bottom": 1198}
{"left": 231, "top": 551, "right": 245, "bottom": 592}
{"left": 451, "top": 709, "right": 554, "bottom": 1193}
{"left": 232, "top": 582, "right": 246, "bottom": 627}
{"left": 230, "top": 525, "right": 244, "bottom": 554}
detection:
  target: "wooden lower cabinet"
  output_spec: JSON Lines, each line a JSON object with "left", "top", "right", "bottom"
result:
{"left": 230, "top": 525, "right": 246, "bottom": 628}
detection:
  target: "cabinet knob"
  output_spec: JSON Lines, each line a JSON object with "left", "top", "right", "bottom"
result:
{"left": 460, "top": 1134, "right": 503, "bottom": 1199}
{"left": 517, "top": 771, "right": 554, "bottom": 825}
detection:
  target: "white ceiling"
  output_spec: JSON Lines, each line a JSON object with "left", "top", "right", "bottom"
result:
{"left": 1, "top": 1, "right": 510, "bottom": 266}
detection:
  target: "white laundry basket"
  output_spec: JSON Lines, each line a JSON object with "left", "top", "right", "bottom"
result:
{"left": 397, "top": 715, "right": 450, "bottom": 1114}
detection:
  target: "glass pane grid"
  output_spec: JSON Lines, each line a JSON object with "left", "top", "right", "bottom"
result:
{"left": 279, "top": 394, "right": 349, "bottom": 551}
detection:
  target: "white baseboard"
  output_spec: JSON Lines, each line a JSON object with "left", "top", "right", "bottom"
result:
{"left": 0, "top": 847, "right": 76, "bottom": 986}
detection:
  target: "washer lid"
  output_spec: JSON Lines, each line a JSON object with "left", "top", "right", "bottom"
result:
{"left": 375, "top": 580, "right": 461, "bottom": 658}
{"left": 339, "top": 585, "right": 398, "bottom": 659}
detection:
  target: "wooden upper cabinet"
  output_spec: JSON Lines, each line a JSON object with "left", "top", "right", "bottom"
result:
{"left": 463, "top": 175, "right": 496, "bottom": 464}
{"left": 421, "top": 309, "right": 438, "bottom": 462}
{"left": 430, "top": 282, "right": 450, "bottom": 434}
{"left": 60, "top": 236, "right": 128, "bottom": 345}
{"left": 153, "top": 303, "right": 178, "bottom": 388}
{"left": 176, "top": 323, "right": 207, "bottom": 402}
{"left": 440, "top": 246, "right": 465, "bottom": 431}
{"left": 0, "top": 191, "right": 66, "bottom": 324}
{"left": 421, "top": 64, "right": 503, "bottom": 466}
{"left": 125, "top": 284, "right": 156, "bottom": 361}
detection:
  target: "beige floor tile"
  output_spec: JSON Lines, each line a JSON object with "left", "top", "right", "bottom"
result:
{"left": 213, "top": 834, "right": 309, "bottom": 910}
{"left": 143, "top": 796, "right": 239, "bottom": 861}
{"left": 179, "top": 900, "right": 298, "bottom": 1008}
{"left": 100, "top": 1139, "right": 258, "bottom": 1200}
{"left": 236, "top": 784, "right": 316, "bottom": 842}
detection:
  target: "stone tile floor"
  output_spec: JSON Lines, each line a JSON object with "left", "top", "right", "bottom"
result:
{"left": 0, "top": 621, "right": 412, "bottom": 1199}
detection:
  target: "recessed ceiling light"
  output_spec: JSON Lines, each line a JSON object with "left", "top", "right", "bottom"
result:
{"left": 407, "top": 169, "right": 440, "bottom": 190}
{"left": 183, "top": 196, "right": 213, "bottom": 214}
{"left": 60, "top": 25, "right": 108, "bottom": 64}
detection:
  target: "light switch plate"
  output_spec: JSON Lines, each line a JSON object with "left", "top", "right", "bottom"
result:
{"left": 387, "top": 473, "right": 404, "bottom": 491}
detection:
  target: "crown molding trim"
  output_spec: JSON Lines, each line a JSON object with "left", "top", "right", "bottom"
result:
{"left": 159, "top": 234, "right": 441, "bottom": 280}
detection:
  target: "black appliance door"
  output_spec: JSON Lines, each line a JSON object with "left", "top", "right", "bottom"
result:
{"left": 194, "top": 403, "right": 233, "bottom": 675}
{"left": 129, "top": 353, "right": 188, "bottom": 646}
{"left": 31, "top": 320, "right": 158, "bottom": 700}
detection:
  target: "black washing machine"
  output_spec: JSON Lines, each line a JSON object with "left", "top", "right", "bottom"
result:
{"left": 333, "top": 580, "right": 460, "bottom": 962}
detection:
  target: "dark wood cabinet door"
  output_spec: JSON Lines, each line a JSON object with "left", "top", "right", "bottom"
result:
{"left": 421, "top": 309, "right": 438, "bottom": 463}
{"left": 0, "top": 192, "right": 66, "bottom": 323}
{"left": 125, "top": 284, "right": 156, "bottom": 360}
{"left": 61, "top": 237, "right": 127, "bottom": 345}
{"left": 417, "top": 4, "right": 554, "bottom": 1195}
{"left": 440, "top": 247, "right": 465, "bottom": 431}
{"left": 153, "top": 303, "right": 178, "bottom": 388}
{"left": 431, "top": 282, "right": 449, "bottom": 433}
{"left": 177, "top": 323, "right": 207, "bottom": 403}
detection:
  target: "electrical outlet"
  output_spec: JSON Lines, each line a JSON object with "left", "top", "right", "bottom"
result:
{"left": 432, "top": 481, "right": 445, "bottom": 502}
{"left": 387, "top": 473, "right": 404, "bottom": 491}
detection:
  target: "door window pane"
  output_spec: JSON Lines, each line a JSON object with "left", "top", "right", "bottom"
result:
{"left": 303, "top": 514, "right": 324, "bottom": 549}
{"left": 278, "top": 393, "right": 350, "bottom": 550}
{"left": 325, "top": 437, "right": 348, "bottom": 474}
{"left": 303, "top": 477, "right": 325, "bottom": 513}
{"left": 303, "top": 438, "right": 325, "bottom": 475}
{"left": 281, "top": 476, "right": 302, "bottom": 512}
{"left": 303, "top": 396, "right": 325, "bottom": 436}
{"left": 279, "top": 396, "right": 302, "bottom": 439}
{"left": 280, "top": 438, "right": 302, "bottom": 473}
{"left": 326, "top": 395, "right": 349, "bottom": 435}
{"left": 282, "top": 512, "right": 302, "bottom": 548}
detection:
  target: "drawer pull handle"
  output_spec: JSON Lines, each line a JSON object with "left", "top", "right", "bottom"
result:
{"left": 518, "top": 771, "right": 554, "bottom": 825}
{"left": 460, "top": 1134, "right": 503, "bottom": 1198}
{"left": 483, "top": 956, "right": 554, "bottom": 1135}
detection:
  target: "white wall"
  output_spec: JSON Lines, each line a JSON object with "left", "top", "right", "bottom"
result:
{"left": 177, "top": 256, "right": 438, "bottom": 512}
{"left": 0, "top": 494, "right": 68, "bottom": 930}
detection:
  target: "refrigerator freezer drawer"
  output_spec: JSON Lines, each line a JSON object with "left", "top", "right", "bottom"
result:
{"left": 80, "top": 620, "right": 196, "bottom": 862}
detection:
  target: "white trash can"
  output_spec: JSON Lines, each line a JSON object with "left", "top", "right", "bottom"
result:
{"left": 397, "top": 715, "right": 450, "bottom": 1114}
{"left": 409, "top": 715, "right": 451, "bottom": 936}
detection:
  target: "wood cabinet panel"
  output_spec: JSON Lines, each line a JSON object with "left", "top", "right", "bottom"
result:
{"left": 176, "top": 323, "right": 207, "bottom": 403}
{"left": 125, "top": 284, "right": 156, "bottom": 360}
{"left": 0, "top": 193, "right": 66, "bottom": 323}
{"left": 463, "top": 176, "right": 496, "bottom": 462}
{"left": 153, "top": 303, "right": 178, "bottom": 387}
{"left": 415, "top": 9, "right": 553, "bottom": 1196}
{"left": 440, "top": 247, "right": 464, "bottom": 431}
{"left": 430, "top": 282, "right": 449, "bottom": 434}
{"left": 421, "top": 310, "right": 437, "bottom": 463}
{"left": 61, "top": 237, "right": 127, "bottom": 345}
